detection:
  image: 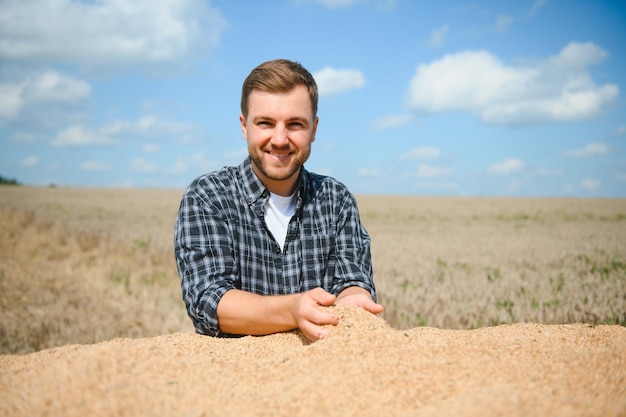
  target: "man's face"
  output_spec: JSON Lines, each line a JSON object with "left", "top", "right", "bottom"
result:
{"left": 240, "top": 85, "right": 318, "bottom": 195}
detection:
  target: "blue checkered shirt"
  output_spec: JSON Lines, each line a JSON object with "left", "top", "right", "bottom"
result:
{"left": 174, "top": 158, "right": 376, "bottom": 336}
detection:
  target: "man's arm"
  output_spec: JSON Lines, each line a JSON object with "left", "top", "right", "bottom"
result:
{"left": 217, "top": 287, "right": 340, "bottom": 341}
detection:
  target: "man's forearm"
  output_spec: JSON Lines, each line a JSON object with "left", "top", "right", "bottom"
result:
{"left": 216, "top": 289, "right": 299, "bottom": 336}
{"left": 216, "top": 287, "right": 341, "bottom": 340}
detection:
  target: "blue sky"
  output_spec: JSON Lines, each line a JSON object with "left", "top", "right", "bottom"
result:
{"left": 1, "top": 0, "right": 625, "bottom": 197}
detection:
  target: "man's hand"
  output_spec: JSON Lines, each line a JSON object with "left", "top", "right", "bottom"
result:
{"left": 335, "top": 286, "right": 384, "bottom": 315}
{"left": 291, "top": 288, "right": 339, "bottom": 342}
{"left": 217, "top": 287, "right": 381, "bottom": 343}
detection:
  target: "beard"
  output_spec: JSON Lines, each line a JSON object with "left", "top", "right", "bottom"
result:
{"left": 249, "top": 144, "right": 311, "bottom": 183}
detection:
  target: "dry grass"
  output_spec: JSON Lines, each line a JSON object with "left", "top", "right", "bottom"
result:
{"left": 0, "top": 186, "right": 624, "bottom": 354}
{"left": 0, "top": 187, "right": 193, "bottom": 354}
{"left": 360, "top": 195, "right": 626, "bottom": 329}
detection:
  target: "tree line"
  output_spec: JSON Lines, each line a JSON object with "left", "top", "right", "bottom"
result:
{"left": 0, "top": 175, "right": 20, "bottom": 185}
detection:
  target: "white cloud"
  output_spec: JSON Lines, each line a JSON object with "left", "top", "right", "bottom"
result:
{"left": 102, "top": 115, "right": 193, "bottom": 137}
{"left": 488, "top": 158, "right": 524, "bottom": 174}
{"left": 552, "top": 42, "right": 607, "bottom": 68}
{"left": 305, "top": 0, "right": 361, "bottom": 7}
{"left": 166, "top": 148, "right": 238, "bottom": 172}
{"left": 0, "top": 83, "right": 23, "bottom": 123}
{"left": 80, "top": 160, "right": 113, "bottom": 172}
{"left": 563, "top": 143, "right": 609, "bottom": 158}
{"left": 8, "top": 132, "right": 37, "bottom": 144}
{"left": 611, "top": 125, "right": 626, "bottom": 138}
{"left": 142, "top": 144, "right": 160, "bottom": 154}
{"left": 164, "top": 152, "right": 218, "bottom": 175}
{"left": 299, "top": 0, "right": 396, "bottom": 9}
{"left": 427, "top": 25, "right": 449, "bottom": 47}
{"left": 530, "top": 0, "right": 548, "bottom": 16}
{"left": 406, "top": 42, "right": 619, "bottom": 126}
{"left": 371, "top": 114, "right": 413, "bottom": 130}
{"left": 0, "top": 70, "right": 90, "bottom": 125}
{"left": 51, "top": 116, "right": 198, "bottom": 147}
{"left": 222, "top": 148, "right": 249, "bottom": 162}
{"left": 399, "top": 147, "right": 441, "bottom": 161}
{"left": 131, "top": 158, "right": 159, "bottom": 173}
{"left": 319, "top": 142, "right": 337, "bottom": 151}
{"left": 52, "top": 125, "right": 118, "bottom": 147}
{"left": 582, "top": 178, "right": 600, "bottom": 190}
{"left": 165, "top": 157, "right": 190, "bottom": 175}
{"left": 0, "top": 0, "right": 227, "bottom": 70}
{"left": 315, "top": 167, "right": 334, "bottom": 177}
{"left": 414, "top": 164, "right": 451, "bottom": 179}
{"left": 20, "top": 156, "right": 39, "bottom": 167}
{"left": 23, "top": 71, "right": 91, "bottom": 103}
{"left": 528, "top": 167, "right": 563, "bottom": 178}
{"left": 358, "top": 167, "right": 382, "bottom": 177}
{"left": 495, "top": 15, "right": 514, "bottom": 33}
{"left": 314, "top": 67, "right": 365, "bottom": 97}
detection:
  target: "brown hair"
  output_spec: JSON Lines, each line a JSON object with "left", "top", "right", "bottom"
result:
{"left": 240, "top": 59, "right": 318, "bottom": 119}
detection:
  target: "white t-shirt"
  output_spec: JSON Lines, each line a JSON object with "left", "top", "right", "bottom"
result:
{"left": 264, "top": 191, "right": 297, "bottom": 251}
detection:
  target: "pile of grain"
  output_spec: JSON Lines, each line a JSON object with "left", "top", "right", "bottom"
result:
{"left": 1, "top": 306, "right": 624, "bottom": 417}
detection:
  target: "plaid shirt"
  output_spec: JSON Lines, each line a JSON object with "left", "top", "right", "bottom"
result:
{"left": 174, "top": 157, "right": 376, "bottom": 336}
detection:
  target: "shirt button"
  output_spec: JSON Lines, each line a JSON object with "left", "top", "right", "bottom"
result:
{"left": 274, "top": 246, "right": 281, "bottom": 254}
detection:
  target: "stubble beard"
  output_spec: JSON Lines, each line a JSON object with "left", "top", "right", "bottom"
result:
{"left": 249, "top": 146, "right": 311, "bottom": 182}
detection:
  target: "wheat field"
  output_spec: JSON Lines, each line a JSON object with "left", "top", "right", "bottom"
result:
{"left": 0, "top": 186, "right": 624, "bottom": 354}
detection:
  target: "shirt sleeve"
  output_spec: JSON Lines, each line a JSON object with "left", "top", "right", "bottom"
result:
{"left": 328, "top": 186, "right": 377, "bottom": 301}
{"left": 174, "top": 186, "right": 237, "bottom": 336}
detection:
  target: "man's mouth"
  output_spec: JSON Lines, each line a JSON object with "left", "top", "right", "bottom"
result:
{"left": 267, "top": 151, "right": 292, "bottom": 162}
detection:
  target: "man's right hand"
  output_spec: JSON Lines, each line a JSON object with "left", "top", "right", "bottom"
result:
{"left": 291, "top": 288, "right": 339, "bottom": 341}
{"left": 216, "top": 287, "right": 339, "bottom": 342}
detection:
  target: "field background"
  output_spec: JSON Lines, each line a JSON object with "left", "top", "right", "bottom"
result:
{"left": 1, "top": 186, "right": 624, "bottom": 354}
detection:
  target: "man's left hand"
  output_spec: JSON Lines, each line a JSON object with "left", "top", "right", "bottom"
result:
{"left": 335, "top": 287, "right": 384, "bottom": 315}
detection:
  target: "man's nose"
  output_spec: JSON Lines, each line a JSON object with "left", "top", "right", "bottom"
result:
{"left": 271, "top": 124, "right": 289, "bottom": 146}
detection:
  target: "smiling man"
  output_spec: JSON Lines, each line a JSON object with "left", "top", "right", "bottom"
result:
{"left": 174, "top": 59, "right": 382, "bottom": 342}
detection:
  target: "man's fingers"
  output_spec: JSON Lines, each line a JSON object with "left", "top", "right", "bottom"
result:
{"left": 363, "top": 299, "right": 384, "bottom": 314}
{"left": 301, "top": 322, "right": 331, "bottom": 342}
{"left": 310, "top": 307, "right": 339, "bottom": 326}
{"left": 336, "top": 292, "right": 385, "bottom": 314}
{"left": 309, "top": 287, "right": 336, "bottom": 306}
{"left": 292, "top": 288, "right": 341, "bottom": 342}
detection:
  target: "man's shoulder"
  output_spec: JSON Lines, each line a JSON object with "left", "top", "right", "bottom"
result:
{"left": 184, "top": 165, "right": 241, "bottom": 200}
{"left": 303, "top": 170, "right": 353, "bottom": 200}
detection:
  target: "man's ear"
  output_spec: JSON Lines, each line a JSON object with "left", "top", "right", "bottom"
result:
{"left": 311, "top": 117, "right": 319, "bottom": 143}
{"left": 239, "top": 114, "right": 247, "bottom": 140}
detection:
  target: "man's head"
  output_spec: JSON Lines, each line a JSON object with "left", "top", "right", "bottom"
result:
{"left": 239, "top": 59, "right": 319, "bottom": 196}
{"left": 241, "top": 59, "right": 318, "bottom": 120}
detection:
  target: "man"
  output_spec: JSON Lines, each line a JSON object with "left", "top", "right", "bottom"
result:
{"left": 174, "top": 59, "right": 382, "bottom": 342}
